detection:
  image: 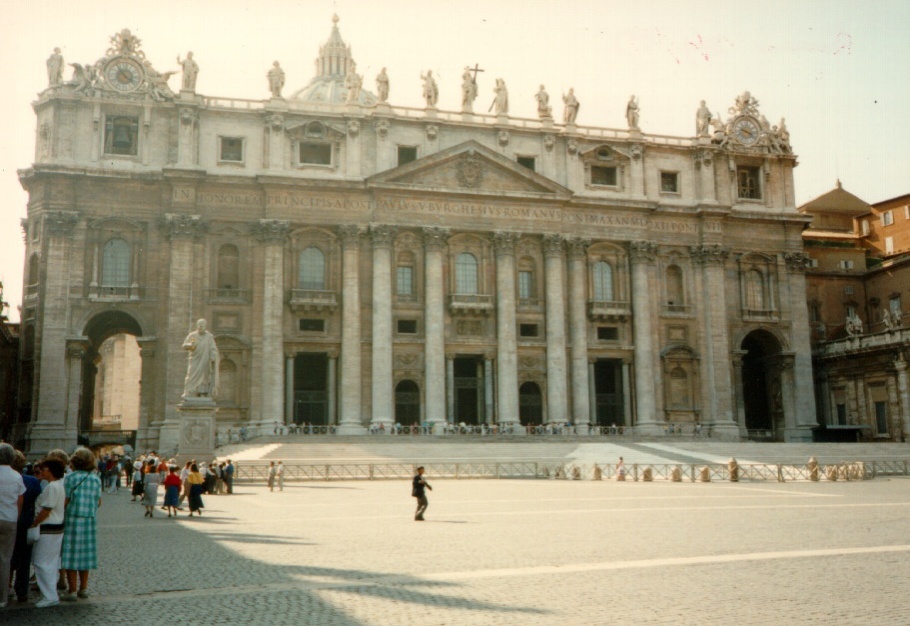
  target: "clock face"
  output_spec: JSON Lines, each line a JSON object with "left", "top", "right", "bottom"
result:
{"left": 733, "top": 117, "right": 760, "bottom": 145}
{"left": 106, "top": 59, "right": 143, "bottom": 92}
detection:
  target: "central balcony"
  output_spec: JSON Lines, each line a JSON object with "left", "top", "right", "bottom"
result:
{"left": 587, "top": 300, "right": 631, "bottom": 322}
{"left": 289, "top": 289, "right": 338, "bottom": 313}
{"left": 448, "top": 293, "right": 494, "bottom": 316}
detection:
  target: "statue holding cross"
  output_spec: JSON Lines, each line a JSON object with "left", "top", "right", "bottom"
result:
{"left": 461, "top": 64, "right": 483, "bottom": 113}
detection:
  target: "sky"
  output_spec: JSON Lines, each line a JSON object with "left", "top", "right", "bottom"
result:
{"left": 1, "top": 0, "right": 908, "bottom": 322}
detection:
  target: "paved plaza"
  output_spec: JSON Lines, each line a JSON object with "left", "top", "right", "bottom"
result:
{"left": 8, "top": 446, "right": 910, "bottom": 625}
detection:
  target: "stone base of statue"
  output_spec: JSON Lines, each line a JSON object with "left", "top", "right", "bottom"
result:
{"left": 496, "top": 114, "right": 509, "bottom": 124}
{"left": 461, "top": 112, "right": 474, "bottom": 122}
{"left": 540, "top": 117, "right": 554, "bottom": 130}
{"left": 267, "top": 97, "right": 289, "bottom": 110}
{"left": 424, "top": 106, "right": 438, "bottom": 119}
{"left": 628, "top": 128, "right": 642, "bottom": 140}
{"left": 176, "top": 397, "right": 217, "bottom": 460}
{"left": 374, "top": 101, "right": 392, "bottom": 114}
{"left": 697, "top": 135, "right": 712, "bottom": 145}
{"left": 564, "top": 122, "right": 577, "bottom": 134}
{"left": 344, "top": 102, "right": 362, "bottom": 114}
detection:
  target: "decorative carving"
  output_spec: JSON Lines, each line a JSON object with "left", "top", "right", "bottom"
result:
{"left": 268, "top": 61, "right": 285, "bottom": 98}
{"left": 456, "top": 320, "right": 484, "bottom": 336}
{"left": 108, "top": 29, "right": 145, "bottom": 58}
{"left": 70, "top": 62, "right": 98, "bottom": 97}
{"left": 422, "top": 227, "right": 450, "bottom": 252}
{"left": 729, "top": 90, "right": 760, "bottom": 117}
{"left": 347, "top": 120, "right": 360, "bottom": 136}
{"left": 519, "top": 356, "right": 543, "bottom": 370}
{"left": 265, "top": 113, "right": 284, "bottom": 132}
{"left": 19, "top": 218, "right": 29, "bottom": 243}
{"left": 629, "top": 240, "right": 659, "bottom": 263}
{"left": 783, "top": 251, "right": 810, "bottom": 272}
{"left": 369, "top": 224, "right": 397, "bottom": 248}
{"left": 565, "top": 237, "right": 590, "bottom": 260}
{"left": 67, "top": 343, "right": 87, "bottom": 359}
{"left": 845, "top": 313, "right": 864, "bottom": 337}
{"left": 493, "top": 231, "right": 520, "bottom": 255}
{"left": 567, "top": 139, "right": 578, "bottom": 155}
{"left": 629, "top": 144, "right": 643, "bottom": 160}
{"left": 338, "top": 224, "right": 364, "bottom": 245}
{"left": 251, "top": 219, "right": 289, "bottom": 244}
{"left": 183, "top": 419, "right": 211, "bottom": 446}
{"left": 456, "top": 153, "right": 484, "bottom": 188}
{"left": 376, "top": 119, "right": 390, "bottom": 138}
{"left": 395, "top": 353, "right": 421, "bottom": 368}
{"left": 426, "top": 124, "right": 438, "bottom": 140}
{"left": 179, "top": 108, "right": 197, "bottom": 126}
{"left": 44, "top": 211, "right": 79, "bottom": 237}
{"left": 543, "top": 134, "right": 555, "bottom": 152}
{"left": 689, "top": 244, "right": 729, "bottom": 265}
{"left": 498, "top": 130, "right": 510, "bottom": 146}
{"left": 694, "top": 150, "right": 713, "bottom": 168}
{"left": 161, "top": 214, "right": 205, "bottom": 241}
{"left": 543, "top": 234, "right": 565, "bottom": 258}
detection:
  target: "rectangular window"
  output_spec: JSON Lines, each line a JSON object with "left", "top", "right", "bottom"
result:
{"left": 597, "top": 326, "right": 618, "bottom": 341}
{"left": 846, "top": 305, "right": 857, "bottom": 319}
{"left": 299, "top": 142, "right": 332, "bottom": 165}
{"left": 881, "top": 211, "right": 893, "bottom": 226}
{"left": 875, "top": 401, "right": 888, "bottom": 435}
{"left": 104, "top": 116, "right": 139, "bottom": 156}
{"left": 660, "top": 171, "right": 679, "bottom": 193}
{"left": 591, "top": 166, "right": 617, "bottom": 186}
{"left": 397, "top": 319, "right": 418, "bottom": 334}
{"left": 905, "top": 206, "right": 910, "bottom": 220}
{"left": 519, "top": 323, "right": 539, "bottom": 338}
{"left": 885, "top": 236, "right": 894, "bottom": 254}
{"left": 844, "top": 286, "right": 853, "bottom": 296}
{"left": 839, "top": 260, "right": 854, "bottom": 270}
{"left": 737, "top": 167, "right": 761, "bottom": 200}
{"left": 517, "top": 156, "right": 536, "bottom": 171}
{"left": 807, "top": 258, "right": 819, "bottom": 268}
{"left": 219, "top": 137, "right": 244, "bottom": 162}
{"left": 835, "top": 403, "right": 847, "bottom": 426}
{"left": 396, "top": 266, "right": 413, "bottom": 296}
{"left": 299, "top": 319, "right": 325, "bottom": 332}
{"left": 397, "top": 146, "right": 417, "bottom": 166}
{"left": 518, "top": 271, "right": 534, "bottom": 299}
{"left": 861, "top": 220, "right": 870, "bottom": 236}
{"left": 890, "top": 296, "right": 902, "bottom": 317}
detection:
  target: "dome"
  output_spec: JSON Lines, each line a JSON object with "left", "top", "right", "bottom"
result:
{"left": 291, "top": 15, "right": 377, "bottom": 106}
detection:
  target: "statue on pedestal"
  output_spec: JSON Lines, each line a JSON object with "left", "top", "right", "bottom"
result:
{"left": 563, "top": 88, "right": 579, "bottom": 124}
{"left": 376, "top": 67, "right": 389, "bottom": 103}
{"left": 344, "top": 63, "right": 362, "bottom": 104}
{"left": 177, "top": 51, "right": 199, "bottom": 91}
{"left": 696, "top": 100, "right": 711, "bottom": 137}
{"left": 491, "top": 78, "right": 509, "bottom": 115}
{"left": 182, "top": 319, "right": 219, "bottom": 399}
{"left": 421, "top": 70, "right": 438, "bottom": 107}
{"left": 461, "top": 67, "right": 478, "bottom": 113}
{"left": 47, "top": 48, "right": 64, "bottom": 86}
{"left": 535, "top": 85, "right": 552, "bottom": 119}
{"left": 626, "top": 95, "right": 640, "bottom": 130}
{"left": 268, "top": 61, "right": 285, "bottom": 98}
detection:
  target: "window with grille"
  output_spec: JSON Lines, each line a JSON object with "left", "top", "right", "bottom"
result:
{"left": 518, "top": 270, "right": 534, "bottom": 299}
{"left": 101, "top": 239, "right": 130, "bottom": 286}
{"left": 592, "top": 261, "right": 614, "bottom": 301}
{"left": 591, "top": 166, "right": 617, "bottom": 186}
{"left": 397, "top": 265, "right": 414, "bottom": 296}
{"left": 219, "top": 137, "right": 244, "bottom": 162}
{"left": 217, "top": 244, "right": 240, "bottom": 289}
{"left": 737, "top": 167, "right": 761, "bottom": 199}
{"left": 298, "top": 247, "right": 325, "bottom": 290}
{"left": 455, "top": 253, "right": 478, "bottom": 294}
{"left": 744, "top": 269, "right": 764, "bottom": 309}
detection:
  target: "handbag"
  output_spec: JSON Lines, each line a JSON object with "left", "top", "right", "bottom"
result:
{"left": 26, "top": 525, "right": 40, "bottom": 545}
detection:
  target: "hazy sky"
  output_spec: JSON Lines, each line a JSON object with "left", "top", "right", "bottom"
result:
{"left": 2, "top": 0, "right": 908, "bottom": 322}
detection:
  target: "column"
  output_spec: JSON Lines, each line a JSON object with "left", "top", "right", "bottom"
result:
{"left": 265, "top": 113, "right": 285, "bottom": 170}
{"left": 338, "top": 225, "right": 365, "bottom": 434}
{"left": 253, "top": 219, "right": 289, "bottom": 431}
{"left": 895, "top": 356, "right": 910, "bottom": 442}
{"left": 622, "top": 361, "right": 632, "bottom": 427}
{"left": 136, "top": 338, "right": 157, "bottom": 452}
{"left": 370, "top": 225, "right": 396, "bottom": 428}
{"left": 783, "top": 252, "right": 819, "bottom": 440}
{"left": 285, "top": 355, "right": 294, "bottom": 426}
{"left": 543, "top": 235, "right": 569, "bottom": 425}
{"left": 731, "top": 350, "right": 748, "bottom": 433}
{"left": 63, "top": 340, "right": 89, "bottom": 445}
{"left": 327, "top": 351, "right": 338, "bottom": 426}
{"left": 176, "top": 106, "right": 198, "bottom": 166}
{"left": 484, "top": 355, "right": 494, "bottom": 425}
{"left": 446, "top": 355, "right": 455, "bottom": 425}
{"left": 423, "top": 228, "right": 449, "bottom": 428}
{"left": 690, "top": 244, "right": 739, "bottom": 439}
{"left": 30, "top": 212, "right": 79, "bottom": 453}
{"left": 494, "top": 232, "right": 521, "bottom": 432}
{"left": 588, "top": 360, "right": 597, "bottom": 427}
{"left": 566, "top": 238, "right": 591, "bottom": 426}
{"left": 630, "top": 241, "right": 659, "bottom": 434}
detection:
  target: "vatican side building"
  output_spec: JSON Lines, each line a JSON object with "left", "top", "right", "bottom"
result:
{"left": 14, "top": 18, "right": 818, "bottom": 454}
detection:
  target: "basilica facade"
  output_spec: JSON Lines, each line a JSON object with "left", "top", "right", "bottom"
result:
{"left": 15, "top": 19, "right": 817, "bottom": 453}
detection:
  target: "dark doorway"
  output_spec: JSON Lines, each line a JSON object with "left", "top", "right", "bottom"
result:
{"left": 395, "top": 380, "right": 420, "bottom": 426}
{"left": 594, "top": 359, "right": 624, "bottom": 426}
{"left": 294, "top": 353, "right": 328, "bottom": 425}
{"left": 519, "top": 382, "right": 543, "bottom": 425}
{"left": 454, "top": 356, "right": 483, "bottom": 425}
{"left": 741, "top": 330, "right": 782, "bottom": 432}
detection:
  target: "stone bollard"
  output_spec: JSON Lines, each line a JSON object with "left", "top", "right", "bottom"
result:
{"left": 807, "top": 456, "right": 819, "bottom": 482}
{"left": 571, "top": 466, "right": 581, "bottom": 480}
{"left": 670, "top": 466, "right": 682, "bottom": 482}
{"left": 642, "top": 467, "right": 653, "bottom": 482}
{"left": 555, "top": 466, "right": 565, "bottom": 480}
{"left": 728, "top": 457, "right": 739, "bottom": 482}
{"left": 593, "top": 465, "right": 602, "bottom": 481}
{"left": 699, "top": 466, "right": 711, "bottom": 482}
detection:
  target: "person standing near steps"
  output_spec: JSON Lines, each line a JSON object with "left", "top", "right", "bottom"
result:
{"left": 412, "top": 466, "right": 432, "bottom": 521}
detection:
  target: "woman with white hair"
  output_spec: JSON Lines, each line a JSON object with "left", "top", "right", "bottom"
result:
{"left": 0, "top": 443, "right": 25, "bottom": 608}
{"left": 60, "top": 447, "right": 102, "bottom": 601}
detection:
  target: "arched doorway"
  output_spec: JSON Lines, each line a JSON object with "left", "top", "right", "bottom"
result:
{"left": 395, "top": 380, "right": 420, "bottom": 426}
{"left": 518, "top": 382, "right": 543, "bottom": 426}
{"left": 740, "top": 329, "right": 783, "bottom": 436}
{"left": 80, "top": 312, "right": 143, "bottom": 439}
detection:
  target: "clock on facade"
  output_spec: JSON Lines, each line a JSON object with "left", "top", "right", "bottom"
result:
{"left": 733, "top": 117, "right": 760, "bottom": 145}
{"left": 105, "top": 58, "right": 143, "bottom": 92}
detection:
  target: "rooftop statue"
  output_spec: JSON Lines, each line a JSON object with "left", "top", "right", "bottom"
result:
{"left": 46, "top": 48, "right": 64, "bottom": 86}
{"left": 182, "top": 318, "right": 219, "bottom": 400}
{"left": 144, "top": 60, "right": 177, "bottom": 102}
{"left": 376, "top": 67, "right": 389, "bottom": 103}
{"left": 563, "top": 88, "right": 579, "bottom": 124}
{"left": 69, "top": 62, "right": 98, "bottom": 97}
{"left": 344, "top": 63, "right": 362, "bottom": 104}
{"left": 696, "top": 100, "right": 711, "bottom": 137}
{"left": 461, "top": 67, "right": 478, "bottom": 113}
{"left": 421, "top": 70, "right": 438, "bottom": 107}
{"left": 491, "top": 78, "right": 508, "bottom": 115}
{"left": 626, "top": 95, "right": 640, "bottom": 130}
{"left": 730, "top": 90, "right": 759, "bottom": 116}
{"left": 535, "top": 85, "right": 552, "bottom": 120}
{"left": 177, "top": 51, "right": 198, "bottom": 91}
{"left": 268, "top": 61, "right": 285, "bottom": 98}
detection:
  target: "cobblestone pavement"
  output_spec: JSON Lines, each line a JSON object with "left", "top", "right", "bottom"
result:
{"left": 9, "top": 475, "right": 910, "bottom": 625}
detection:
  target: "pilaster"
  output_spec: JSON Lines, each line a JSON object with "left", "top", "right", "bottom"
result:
{"left": 782, "top": 251, "right": 818, "bottom": 440}
{"left": 493, "top": 231, "right": 521, "bottom": 433}
{"left": 370, "top": 224, "right": 396, "bottom": 428}
{"left": 629, "top": 241, "right": 659, "bottom": 433}
{"left": 566, "top": 238, "right": 591, "bottom": 426}
{"left": 423, "top": 227, "right": 449, "bottom": 428}
{"left": 543, "top": 235, "right": 569, "bottom": 426}
{"left": 338, "top": 225, "right": 365, "bottom": 434}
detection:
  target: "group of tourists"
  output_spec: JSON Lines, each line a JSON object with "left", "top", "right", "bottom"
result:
{"left": 126, "top": 452, "right": 236, "bottom": 518}
{"left": 0, "top": 443, "right": 101, "bottom": 609}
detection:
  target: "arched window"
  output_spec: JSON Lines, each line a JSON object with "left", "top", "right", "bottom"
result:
{"left": 101, "top": 239, "right": 131, "bottom": 287}
{"left": 395, "top": 379, "right": 420, "bottom": 425}
{"left": 217, "top": 244, "right": 240, "bottom": 289}
{"left": 218, "top": 359, "right": 238, "bottom": 405}
{"left": 298, "top": 247, "right": 325, "bottom": 290}
{"left": 592, "top": 261, "right": 614, "bottom": 301}
{"left": 745, "top": 269, "right": 764, "bottom": 309}
{"left": 455, "top": 253, "right": 478, "bottom": 294}
{"left": 666, "top": 264, "right": 684, "bottom": 305}
{"left": 519, "top": 381, "right": 543, "bottom": 425}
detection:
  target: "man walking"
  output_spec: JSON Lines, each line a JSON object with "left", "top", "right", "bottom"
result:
{"left": 412, "top": 466, "right": 432, "bottom": 521}
{"left": 224, "top": 459, "right": 235, "bottom": 494}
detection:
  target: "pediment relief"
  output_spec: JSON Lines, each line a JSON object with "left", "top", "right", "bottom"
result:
{"left": 369, "top": 141, "right": 571, "bottom": 198}
{"left": 579, "top": 144, "right": 631, "bottom": 165}
{"left": 286, "top": 119, "right": 347, "bottom": 141}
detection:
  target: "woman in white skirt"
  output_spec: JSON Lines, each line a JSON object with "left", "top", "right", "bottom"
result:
{"left": 30, "top": 459, "right": 67, "bottom": 608}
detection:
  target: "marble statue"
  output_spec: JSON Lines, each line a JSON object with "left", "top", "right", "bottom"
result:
{"left": 491, "top": 78, "right": 508, "bottom": 115}
{"left": 696, "top": 100, "right": 711, "bottom": 137}
{"left": 883, "top": 310, "right": 895, "bottom": 331}
{"left": 626, "top": 95, "right": 640, "bottom": 130}
{"left": 177, "top": 51, "right": 199, "bottom": 91}
{"left": 421, "top": 70, "right": 438, "bottom": 107}
{"left": 344, "top": 63, "right": 362, "bottom": 104}
{"left": 268, "top": 61, "right": 285, "bottom": 98}
{"left": 563, "top": 88, "right": 579, "bottom": 124}
{"left": 461, "top": 67, "right": 477, "bottom": 112}
{"left": 778, "top": 117, "right": 791, "bottom": 150}
{"left": 182, "top": 318, "right": 219, "bottom": 399}
{"left": 144, "top": 61, "right": 177, "bottom": 102}
{"left": 535, "top": 85, "right": 552, "bottom": 119}
{"left": 376, "top": 67, "right": 389, "bottom": 103}
{"left": 894, "top": 308, "right": 904, "bottom": 327}
{"left": 845, "top": 313, "right": 864, "bottom": 337}
{"left": 47, "top": 48, "right": 64, "bottom": 86}
{"left": 731, "top": 90, "right": 759, "bottom": 116}
{"left": 69, "top": 62, "right": 97, "bottom": 97}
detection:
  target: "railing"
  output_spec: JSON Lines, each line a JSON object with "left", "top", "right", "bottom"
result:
{"left": 448, "top": 293, "right": 494, "bottom": 314}
{"left": 203, "top": 96, "right": 265, "bottom": 111}
{"left": 88, "top": 284, "right": 147, "bottom": 301}
{"left": 289, "top": 289, "right": 338, "bottom": 312}
{"left": 587, "top": 300, "right": 631, "bottom": 321}
{"left": 661, "top": 304, "right": 693, "bottom": 315}
{"left": 206, "top": 288, "right": 251, "bottom": 303}
{"left": 232, "top": 460, "right": 881, "bottom": 483}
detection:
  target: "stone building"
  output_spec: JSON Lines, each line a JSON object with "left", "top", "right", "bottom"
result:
{"left": 801, "top": 185, "right": 910, "bottom": 441}
{"left": 0, "top": 282, "right": 20, "bottom": 442}
{"left": 16, "top": 19, "right": 817, "bottom": 454}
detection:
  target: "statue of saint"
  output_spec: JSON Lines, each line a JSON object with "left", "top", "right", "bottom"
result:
{"left": 47, "top": 48, "right": 64, "bottom": 86}
{"left": 491, "top": 78, "right": 509, "bottom": 115}
{"left": 376, "top": 67, "right": 389, "bottom": 103}
{"left": 182, "top": 318, "right": 219, "bottom": 399}
{"left": 421, "top": 70, "right": 438, "bottom": 107}
{"left": 626, "top": 95, "right": 640, "bottom": 130}
{"left": 535, "top": 85, "right": 552, "bottom": 119}
{"left": 268, "top": 61, "right": 285, "bottom": 98}
{"left": 696, "top": 100, "right": 711, "bottom": 137}
{"left": 563, "top": 88, "right": 579, "bottom": 124}
{"left": 344, "top": 63, "right": 362, "bottom": 104}
{"left": 461, "top": 67, "right": 477, "bottom": 112}
{"left": 143, "top": 60, "right": 176, "bottom": 102}
{"left": 177, "top": 51, "right": 199, "bottom": 91}
{"left": 883, "top": 310, "right": 895, "bottom": 331}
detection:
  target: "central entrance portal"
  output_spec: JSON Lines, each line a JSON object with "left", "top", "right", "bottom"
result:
{"left": 294, "top": 353, "right": 329, "bottom": 425}
{"left": 593, "top": 359, "right": 624, "bottom": 427}
{"left": 454, "top": 356, "right": 484, "bottom": 425}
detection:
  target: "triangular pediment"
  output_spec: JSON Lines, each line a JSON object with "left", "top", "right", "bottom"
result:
{"left": 368, "top": 140, "right": 571, "bottom": 199}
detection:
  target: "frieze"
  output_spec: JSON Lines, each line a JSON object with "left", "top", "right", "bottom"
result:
{"left": 160, "top": 214, "right": 205, "bottom": 241}
{"left": 44, "top": 211, "right": 80, "bottom": 237}
{"left": 251, "top": 219, "right": 289, "bottom": 244}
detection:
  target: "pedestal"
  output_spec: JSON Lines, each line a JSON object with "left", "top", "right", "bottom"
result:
{"left": 175, "top": 398, "right": 217, "bottom": 460}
